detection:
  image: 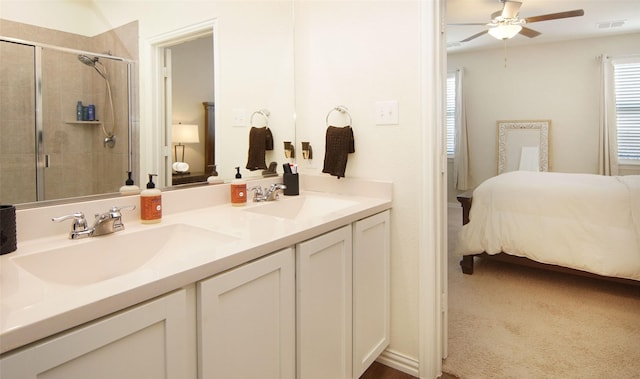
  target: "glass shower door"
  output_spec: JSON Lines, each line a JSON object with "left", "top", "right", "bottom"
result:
{"left": 0, "top": 41, "right": 37, "bottom": 204}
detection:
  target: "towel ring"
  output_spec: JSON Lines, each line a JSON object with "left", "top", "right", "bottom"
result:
{"left": 325, "top": 105, "right": 352, "bottom": 127}
{"left": 250, "top": 109, "right": 270, "bottom": 128}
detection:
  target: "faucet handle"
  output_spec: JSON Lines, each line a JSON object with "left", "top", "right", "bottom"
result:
{"left": 109, "top": 205, "right": 136, "bottom": 215}
{"left": 52, "top": 212, "right": 88, "bottom": 231}
{"left": 52, "top": 212, "right": 93, "bottom": 239}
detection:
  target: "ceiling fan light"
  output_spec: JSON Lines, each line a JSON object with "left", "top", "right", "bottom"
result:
{"left": 488, "top": 24, "right": 522, "bottom": 40}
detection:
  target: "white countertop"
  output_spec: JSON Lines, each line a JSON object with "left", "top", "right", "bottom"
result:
{"left": 0, "top": 175, "right": 392, "bottom": 354}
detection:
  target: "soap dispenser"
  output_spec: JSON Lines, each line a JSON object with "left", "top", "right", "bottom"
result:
{"left": 119, "top": 171, "right": 141, "bottom": 195}
{"left": 140, "top": 174, "right": 162, "bottom": 223}
{"left": 230, "top": 167, "right": 246, "bottom": 206}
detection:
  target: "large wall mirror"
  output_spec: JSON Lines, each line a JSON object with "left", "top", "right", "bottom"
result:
{"left": 0, "top": 0, "right": 295, "bottom": 208}
{"left": 497, "top": 120, "right": 550, "bottom": 174}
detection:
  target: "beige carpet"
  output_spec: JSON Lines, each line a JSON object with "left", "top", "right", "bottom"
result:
{"left": 443, "top": 205, "right": 640, "bottom": 379}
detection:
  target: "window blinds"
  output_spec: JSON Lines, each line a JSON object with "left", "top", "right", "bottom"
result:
{"left": 446, "top": 73, "right": 456, "bottom": 156}
{"left": 614, "top": 60, "right": 640, "bottom": 161}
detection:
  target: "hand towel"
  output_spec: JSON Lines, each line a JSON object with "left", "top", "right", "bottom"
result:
{"left": 246, "top": 127, "right": 274, "bottom": 171}
{"left": 322, "top": 125, "right": 355, "bottom": 178}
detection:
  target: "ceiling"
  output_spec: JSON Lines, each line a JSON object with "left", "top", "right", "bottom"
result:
{"left": 446, "top": 0, "right": 640, "bottom": 53}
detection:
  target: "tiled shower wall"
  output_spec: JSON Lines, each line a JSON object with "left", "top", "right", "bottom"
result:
{"left": 0, "top": 19, "right": 138, "bottom": 204}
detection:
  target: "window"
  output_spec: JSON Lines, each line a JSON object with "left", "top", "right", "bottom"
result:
{"left": 614, "top": 59, "right": 640, "bottom": 162}
{"left": 446, "top": 72, "right": 456, "bottom": 157}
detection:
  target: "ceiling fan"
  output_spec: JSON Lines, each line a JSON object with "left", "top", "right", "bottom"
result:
{"left": 453, "top": 0, "right": 585, "bottom": 43}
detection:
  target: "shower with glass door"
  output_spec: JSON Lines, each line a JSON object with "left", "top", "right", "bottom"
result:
{"left": 0, "top": 38, "right": 134, "bottom": 204}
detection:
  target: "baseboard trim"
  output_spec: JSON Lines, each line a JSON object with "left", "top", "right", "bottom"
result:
{"left": 376, "top": 349, "right": 420, "bottom": 377}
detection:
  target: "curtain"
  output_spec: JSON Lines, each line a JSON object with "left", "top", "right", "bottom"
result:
{"left": 598, "top": 54, "right": 619, "bottom": 176}
{"left": 453, "top": 68, "right": 470, "bottom": 190}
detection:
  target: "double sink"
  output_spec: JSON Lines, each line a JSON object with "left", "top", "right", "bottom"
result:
{"left": 10, "top": 194, "right": 358, "bottom": 287}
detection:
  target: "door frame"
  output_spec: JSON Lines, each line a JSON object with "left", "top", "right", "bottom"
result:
{"left": 147, "top": 19, "right": 218, "bottom": 187}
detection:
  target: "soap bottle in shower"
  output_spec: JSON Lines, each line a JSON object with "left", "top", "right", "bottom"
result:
{"left": 87, "top": 104, "right": 95, "bottom": 121}
{"left": 76, "top": 101, "right": 83, "bottom": 121}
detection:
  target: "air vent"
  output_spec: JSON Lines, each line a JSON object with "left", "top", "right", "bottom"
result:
{"left": 596, "top": 20, "right": 626, "bottom": 29}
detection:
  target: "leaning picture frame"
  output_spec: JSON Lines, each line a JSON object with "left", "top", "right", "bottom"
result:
{"left": 497, "top": 120, "right": 551, "bottom": 174}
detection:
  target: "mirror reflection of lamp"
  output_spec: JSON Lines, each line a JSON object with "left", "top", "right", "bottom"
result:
{"left": 172, "top": 123, "right": 200, "bottom": 174}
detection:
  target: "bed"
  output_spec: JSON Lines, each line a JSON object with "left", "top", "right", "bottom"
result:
{"left": 456, "top": 171, "right": 640, "bottom": 284}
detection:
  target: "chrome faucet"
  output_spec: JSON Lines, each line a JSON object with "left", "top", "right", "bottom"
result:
{"left": 265, "top": 183, "right": 286, "bottom": 201}
{"left": 52, "top": 212, "right": 94, "bottom": 239}
{"left": 52, "top": 205, "right": 135, "bottom": 239}
{"left": 249, "top": 183, "right": 287, "bottom": 202}
{"left": 93, "top": 205, "right": 136, "bottom": 236}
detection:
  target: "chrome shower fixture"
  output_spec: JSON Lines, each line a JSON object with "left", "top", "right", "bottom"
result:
{"left": 78, "top": 53, "right": 116, "bottom": 147}
{"left": 78, "top": 54, "right": 107, "bottom": 79}
{"left": 77, "top": 54, "right": 98, "bottom": 66}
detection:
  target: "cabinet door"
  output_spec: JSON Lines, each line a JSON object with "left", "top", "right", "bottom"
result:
{"left": 0, "top": 290, "right": 190, "bottom": 379}
{"left": 353, "top": 210, "right": 391, "bottom": 377}
{"left": 296, "top": 225, "right": 352, "bottom": 379}
{"left": 198, "top": 248, "right": 295, "bottom": 379}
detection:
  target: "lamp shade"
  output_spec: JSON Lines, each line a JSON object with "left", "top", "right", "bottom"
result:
{"left": 172, "top": 124, "right": 200, "bottom": 144}
{"left": 488, "top": 24, "right": 522, "bottom": 40}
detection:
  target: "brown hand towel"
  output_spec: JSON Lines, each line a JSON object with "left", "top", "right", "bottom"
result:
{"left": 322, "top": 125, "right": 355, "bottom": 178}
{"left": 246, "top": 127, "right": 271, "bottom": 171}
{"left": 265, "top": 127, "right": 273, "bottom": 151}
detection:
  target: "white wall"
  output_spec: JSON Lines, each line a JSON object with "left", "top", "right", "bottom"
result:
{"left": 447, "top": 32, "right": 640, "bottom": 200}
{"left": 295, "top": 0, "right": 424, "bottom": 364}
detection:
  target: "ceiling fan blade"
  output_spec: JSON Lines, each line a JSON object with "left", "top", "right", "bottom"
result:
{"left": 460, "top": 30, "right": 488, "bottom": 43}
{"left": 525, "top": 9, "right": 584, "bottom": 23}
{"left": 519, "top": 26, "right": 541, "bottom": 38}
{"left": 501, "top": 1, "right": 522, "bottom": 19}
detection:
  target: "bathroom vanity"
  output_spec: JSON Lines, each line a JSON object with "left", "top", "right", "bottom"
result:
{"left": 0, "top": 175, "right": 391, "bottom": 379}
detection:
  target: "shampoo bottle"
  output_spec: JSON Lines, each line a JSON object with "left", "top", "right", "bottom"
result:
{"left": 119, "top": 171, "right": 141, "bottom": 195}
{"left": 230, "top": 167, "right": 246, "bottom": 206}
{"left": 76, "top": 101, "right": 83, "bottom": 121}
{"left": 140, "top": 174, "right": 162, "bottom": 223}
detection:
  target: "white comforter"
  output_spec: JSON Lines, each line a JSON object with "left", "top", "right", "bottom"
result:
{"left": 457, "top": 171, "right": 640, "bottom": 281}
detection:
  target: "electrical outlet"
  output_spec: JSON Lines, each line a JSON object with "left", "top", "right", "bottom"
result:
{"left": 375, "top": 100, "right": 399, "bottom": 125}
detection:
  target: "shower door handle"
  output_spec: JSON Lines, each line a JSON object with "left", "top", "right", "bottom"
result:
{"left": 45, "top": 154, "right": 50, "bottom": 168}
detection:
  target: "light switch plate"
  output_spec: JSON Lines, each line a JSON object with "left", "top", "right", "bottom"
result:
{"left": 375, "top": 100, "right": 399, "bottom": 125}
{"left": 232, "top": 108, "right": 247, "bottom": 127}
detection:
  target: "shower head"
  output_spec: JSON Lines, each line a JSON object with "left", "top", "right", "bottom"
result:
{"left": 78, "top": 54, "right": 107, "bottom": 79}
{"left": 78, "top": 54, "right": 98, "bottom": 67}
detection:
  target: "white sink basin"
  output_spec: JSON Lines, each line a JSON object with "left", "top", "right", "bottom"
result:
{"left": 13, "top": 224, "right": 238, "bottom": 286}
{"left": 244, "top": 194, "right": 358, "bottom": 220}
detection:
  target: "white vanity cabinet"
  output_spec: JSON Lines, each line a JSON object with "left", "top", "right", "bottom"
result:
{"left": 0, "top": 289, "right": 191, "bottom": 379}
{"left": 353, "top": 210, "right": 390, "bottom": 378}
{"left": 296, "top": 225, "right": 353, "bottom": 379}
{"left": 197, "top": 248, "right": 295, "bottom": 379}
{"left": 296, "top": 210, "right": 390, "bottom": 379}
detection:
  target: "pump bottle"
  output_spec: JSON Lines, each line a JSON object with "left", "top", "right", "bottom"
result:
{"left": 230, "top": 167, "right": 246, "bottom": 206}
{"left": 140, "top": 174, "right": 162, "bottom": 223}
{"left": 119, "top": 171, "right": 141, "bottom": 195}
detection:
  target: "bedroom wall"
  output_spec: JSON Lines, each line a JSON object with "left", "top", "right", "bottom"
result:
{"left": 447, "top": 32, "right": 640, "bottom": 203}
